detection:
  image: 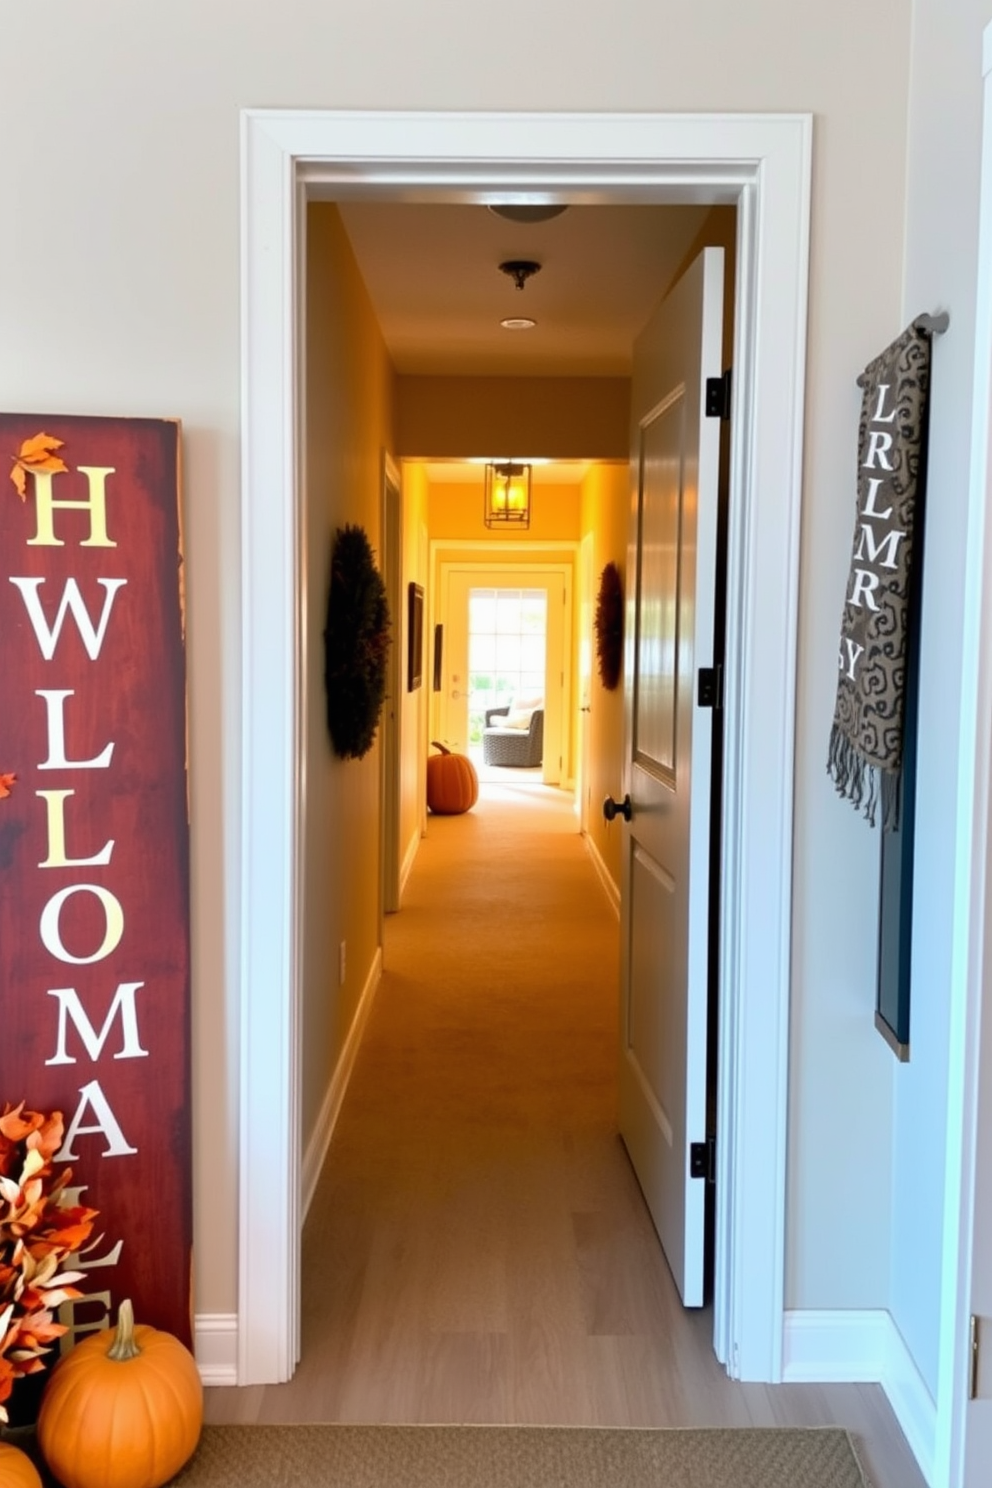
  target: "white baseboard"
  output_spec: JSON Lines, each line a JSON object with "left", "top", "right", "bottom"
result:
{"left": 783, "top": 1308, "right": 890, "bottom": 1382}
{"left": 194, "top": 1313, "right": 239, "bottom": 1386}
{"left": 399, "top": 827, "right": 420, "bottom": 899}
{"left": 881, "top": 1315, "right": 937, "bottom": 1488}
{"left": 583, "top": 831, "right": 620, "bottom": 918}
{"left": 301, "top": 946, "right": 383, "bottom": 1219}
{"left": 783, "top": 1310, "right": 936, "bottom": 1485}
{"left": 196, "top": 946, "right": 382, "bottom": 1389}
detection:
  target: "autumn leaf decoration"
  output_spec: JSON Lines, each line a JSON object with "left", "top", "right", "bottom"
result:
{"left": 0, "top": 1104, "right": 99, "bottom": 1423}
{"left": 10, "top": 432, "right": 67, "bottom": 501}
{"left": 0, "top": 774, "right": 15, "bottom": 801}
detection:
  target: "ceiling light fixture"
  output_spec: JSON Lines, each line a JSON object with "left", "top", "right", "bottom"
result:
{"left": 489, "top": 204, "right": 569, "bottom": 224}
{"left": 499, "top": 259, "right": 542, "bottom": 291}
{"left": 500, "top": 316, "right": 536, "bottom": 331}
{"left": 484, "top": 462, "right": 532, "bottom": 530}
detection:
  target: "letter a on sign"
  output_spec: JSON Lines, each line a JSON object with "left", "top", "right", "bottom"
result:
{"left": 0, "top": 414, "right": 192, "bottom": 1347}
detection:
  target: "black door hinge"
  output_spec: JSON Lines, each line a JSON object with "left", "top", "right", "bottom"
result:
{"left": 705, "top": 368, "right": 732, "bottom": 420}
{"left": 697, "top": 664, "right": 723, "bottom": 710}
{"left": 690, "top": 1136, "right": 716, "bottom": 1184}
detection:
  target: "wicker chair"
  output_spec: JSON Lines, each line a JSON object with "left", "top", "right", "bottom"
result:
{"left": 482, "top": 706, "right": 544, "bottom": 767}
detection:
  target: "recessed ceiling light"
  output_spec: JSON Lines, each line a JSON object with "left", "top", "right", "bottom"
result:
{"left": 500, "top": 317, "right": 537, "bottom": 331}
{"left": 489, "top": 204, "right": 569, "bottom": 223}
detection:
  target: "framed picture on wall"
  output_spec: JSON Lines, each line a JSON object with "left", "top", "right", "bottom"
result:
{"left": 408, "top": 582, "right": 424, "bottom": 691}
{"left": 433, "top": 624, "right": 443, "bottom": 691}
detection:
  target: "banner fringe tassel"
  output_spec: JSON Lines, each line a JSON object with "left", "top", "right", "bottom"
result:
{"left": 827, "top": 726, "right": 901, "bottom": 831}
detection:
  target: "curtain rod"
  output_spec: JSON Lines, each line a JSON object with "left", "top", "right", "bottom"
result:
{"left": 915, "top": 311, "right": 950, "bottom": 336}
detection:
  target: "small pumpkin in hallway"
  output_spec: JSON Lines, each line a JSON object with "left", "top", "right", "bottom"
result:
{"left": 0, "top": 1441, "right": 43, "bottom": 1488}
{"left": 36, "top": 1299, "right": 202, "bottom": 1488}
{"left": 427, "top": 742, "right": 478, "bottom": 815}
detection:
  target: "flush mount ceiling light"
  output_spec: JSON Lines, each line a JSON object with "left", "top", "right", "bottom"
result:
{"left": 484, "top": 462, "right": 532, "bottom": 530}
{"left": 500, "top": 316, "right": 537, "bottom": 331}
{"left": 498, "top": 259, "right": 542, "bottom": 291}
{"left": 489, "top": 204, "right": 569, "bottom": 223}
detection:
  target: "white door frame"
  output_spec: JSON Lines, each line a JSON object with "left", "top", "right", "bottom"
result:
{"left": 438, "top": 559, "right": 572, "bottom": 782}
{"left": 238, "top": 109, "right": 812, "bottom": 1387}
{"left": 940, "top": 23, "right": 992, "bottom": 1487}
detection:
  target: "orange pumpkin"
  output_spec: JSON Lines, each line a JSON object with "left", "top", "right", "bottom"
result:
{"left": 427, "top": 741, "right": 478, "bottom": 815}
{"left": 36, "top": 1299, "right": 202, "bottom": 1488}
{"left": 0, "top": 1441, "right": 43, "bottom": 1488}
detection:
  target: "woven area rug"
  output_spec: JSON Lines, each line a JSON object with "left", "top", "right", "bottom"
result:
{"left": 163, "top": 1423, "right": 870, "bottom": 1487}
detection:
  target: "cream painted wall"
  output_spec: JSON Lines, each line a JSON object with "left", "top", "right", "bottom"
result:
{"left": 302, "top": 205, "right": 395, "bottom": 1177}
{"left": 0, "top": 0, "right": 912, "bottom": 1327}
{"left": 579, "top": 466, "right": 630, "bottom": 889}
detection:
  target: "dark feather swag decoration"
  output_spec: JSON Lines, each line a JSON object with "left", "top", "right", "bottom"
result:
{"left": 324, "top": 524, "right": 391, "bottom": 760}
{"left": 594, "top": 561, "right": 624, "bottom": 691}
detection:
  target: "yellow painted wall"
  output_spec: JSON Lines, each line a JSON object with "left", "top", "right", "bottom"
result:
{"left": 426, "top": 477, "right": 581, "bottom": 782}
{"left": 579, "top": 465, "right": 630, "bottom": 888}
{"left": 303, "top": 203, "right": 396, "bottom": 1155}
{"left": 429, "top": 480, "right": 581, "bottom": 544}
{"left": 397, "top": 376, "right": 630, "bottom": 459}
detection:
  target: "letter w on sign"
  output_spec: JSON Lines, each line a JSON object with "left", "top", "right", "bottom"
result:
{"left": 827, "top": 321, "right": 933, "bottom": 828}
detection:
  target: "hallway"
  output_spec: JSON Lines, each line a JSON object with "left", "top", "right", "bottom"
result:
{"left": 205, "top": 784, "right": 925, "bottom": 1488}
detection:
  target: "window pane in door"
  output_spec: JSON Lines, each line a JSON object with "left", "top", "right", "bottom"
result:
{"left": 467, "top": 586, "right": 547, "bottom": 747}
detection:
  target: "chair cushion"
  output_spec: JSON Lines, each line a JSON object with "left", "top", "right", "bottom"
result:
{"left": 502, "top": 695, "right": 543, "bottom": 729}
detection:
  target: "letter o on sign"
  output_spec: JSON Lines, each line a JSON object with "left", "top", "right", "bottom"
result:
{"left": 40, "top": 884, "right": 125, "bottom": 965}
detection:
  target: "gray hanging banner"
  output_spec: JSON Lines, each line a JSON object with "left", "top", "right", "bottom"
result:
{"left": 827, "top": 318, "right": 934, "bottom": 828}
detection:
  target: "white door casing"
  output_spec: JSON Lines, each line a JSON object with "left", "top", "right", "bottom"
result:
{"left": 239, "top": 109, "right": 812, "bottom": 1386}
{"left": 941, "top": 23, "right": 992, "bottom": 1488}
{"left": 440, "top": 564, "right": 569, "bottom": 782}
{"left": 618, "top": 248, "right": 723, "bottom": 1306}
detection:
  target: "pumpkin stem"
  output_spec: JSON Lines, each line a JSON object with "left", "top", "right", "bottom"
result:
{"left": 429, "top": 741, "right": 451, "bottom": 755}
{"left": 106, "top": 1298, "right": 141, "bottom": 1362}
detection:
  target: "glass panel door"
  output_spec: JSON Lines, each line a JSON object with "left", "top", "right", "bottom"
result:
{"left": 467, "top": 587, "right": 547, "bottom": 746}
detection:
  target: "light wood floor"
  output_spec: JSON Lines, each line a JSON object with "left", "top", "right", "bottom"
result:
{"left": 205, "top": 780, "right": 926, "bottom": 1488}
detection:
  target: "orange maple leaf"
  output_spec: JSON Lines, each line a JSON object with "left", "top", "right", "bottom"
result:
{"left": 10, "top": 432, "right": 67, "bottom": 501}
{"left": 0, "top": 773, "right": 15, "bottom": 800}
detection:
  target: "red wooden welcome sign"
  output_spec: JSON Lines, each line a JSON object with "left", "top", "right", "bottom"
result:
{"left": 0, "top": 414, "right": 192, "bottom": 1350}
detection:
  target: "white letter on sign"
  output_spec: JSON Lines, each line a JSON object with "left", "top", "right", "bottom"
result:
{"left": 46, "top": 983, "right": 149, "bottom": 1065}
{"left": 55, "top": 1080, "right": 138, "bottom": 1160}
{"left": 9, "top": 577, "right": 126, "bottom": 661}
{"left": 40, "top": 884, "right": 125, "bottom": 965}
{"left": 37, "top": 691, "right": 115, "bottom": 770}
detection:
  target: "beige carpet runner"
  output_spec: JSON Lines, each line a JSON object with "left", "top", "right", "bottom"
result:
{"left": 168, "top": 1422, "right": 869, "bottom": 1487}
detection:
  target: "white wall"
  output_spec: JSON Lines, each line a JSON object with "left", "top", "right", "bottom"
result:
{"left": 896, "top": 0, "right": 992, "bottom": 1403}
{"left": 0, "top": 0, "right": 911, "bottom": 1328}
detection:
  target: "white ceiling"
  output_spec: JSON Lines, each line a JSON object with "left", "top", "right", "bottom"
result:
{"left": 336, "top": 202, "right": 714, "bottom": 378}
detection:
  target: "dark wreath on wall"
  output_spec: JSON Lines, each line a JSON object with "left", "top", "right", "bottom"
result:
{"left": 324, "top": 524, "right": 391, "bottom": 760}
{"left": 594, "top": 561, "right": 624, "bottom": 691}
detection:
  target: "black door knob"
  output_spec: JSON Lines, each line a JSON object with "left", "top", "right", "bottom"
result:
{"left": 603, "top": 793, "right": 632, "bottom": 823}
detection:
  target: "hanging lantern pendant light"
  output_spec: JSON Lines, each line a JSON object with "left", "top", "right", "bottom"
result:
{"left": 484, "top": 462, "right": 532, "bottom": 529}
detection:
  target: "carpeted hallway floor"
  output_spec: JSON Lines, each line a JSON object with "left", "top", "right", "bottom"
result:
{"left": 204, "top": 780, "right": 926, "bottom": 1488}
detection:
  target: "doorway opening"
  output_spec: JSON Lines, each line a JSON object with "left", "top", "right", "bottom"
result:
{"left": 467, "top": 585, "right": 546, "bottom": 774}
{"left": 238, "top": 109, "right": 811, "bottom": 1389}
